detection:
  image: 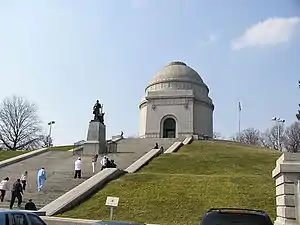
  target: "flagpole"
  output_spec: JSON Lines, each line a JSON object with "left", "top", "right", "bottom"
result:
{"left": 238, "top": 102, "right": 241, "bottom": 142}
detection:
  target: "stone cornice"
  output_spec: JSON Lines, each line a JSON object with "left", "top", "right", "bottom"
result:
{"left": 145, "top": 80, "right": 209, "bottom": 93}
{"left": 139, "top": 94, "right": 214, "bottom": 110}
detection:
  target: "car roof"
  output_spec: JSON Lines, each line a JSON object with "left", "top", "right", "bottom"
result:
{"left": 206, "top": 208, "right": 267, "bottom": 215}
{"left": 0, "top": 210, "right": 37, "bottom": 215}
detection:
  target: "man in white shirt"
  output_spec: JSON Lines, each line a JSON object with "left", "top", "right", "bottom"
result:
{"left": 74, "top": 157, "right": 82, "bottom": 179}
{"left": 0, "top": 177, "right": 9, "bottom": 202}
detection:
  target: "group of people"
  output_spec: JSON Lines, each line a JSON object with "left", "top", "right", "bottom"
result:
{"left": 154, "top": 143, "right": 164, "bottom": 151}
{"left": 74, "top": 154, "right": 117, "bottom": 179}
{"left": 0, "top": 168, "right": 45, "bottom": 210}
{"left": 0, "top": 154, "right": 117, "bottom": 209}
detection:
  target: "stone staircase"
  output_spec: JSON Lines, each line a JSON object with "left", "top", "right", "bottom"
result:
{"left": 0, "top": 151, "right": 94, "bottom": 210}
{"left": 104, "top": 137, "right": 182, "bottom": 170}
{"left": 0, "top": 137, "right": 183, "bottom": 210}
{"left": 117, "top": 137, "right": 181, "bottom": 153}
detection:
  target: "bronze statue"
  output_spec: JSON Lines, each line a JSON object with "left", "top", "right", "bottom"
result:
{"left": 92, "top": 100, "right": 105, "bottom": 124}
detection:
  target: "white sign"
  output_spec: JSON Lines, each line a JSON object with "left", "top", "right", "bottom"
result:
{"left": 105, "top": 196, "right": 119, "bottom": 207}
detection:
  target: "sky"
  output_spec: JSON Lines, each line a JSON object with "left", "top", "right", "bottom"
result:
{"left": 0, "top": 0, "right": 299, "bottom": 145}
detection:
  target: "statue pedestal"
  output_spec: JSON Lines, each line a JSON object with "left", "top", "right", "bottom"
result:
{"left": 83, "top": 120, "right": 106, "bottom": 155}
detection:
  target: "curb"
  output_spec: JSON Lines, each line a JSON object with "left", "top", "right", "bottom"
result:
{"left": 41, "top": 216, "right": 159, "bottom": 225}
{"left": 0, "top": 148, "right": 49, "bottom": 169}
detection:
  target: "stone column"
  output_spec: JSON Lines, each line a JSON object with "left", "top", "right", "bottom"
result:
{"left": 272, "top": 152, "right": 300, "bottom": 225}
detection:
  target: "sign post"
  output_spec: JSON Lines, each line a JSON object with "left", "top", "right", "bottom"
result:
{"left": 105, "top": 196, "right": 119, "bottom": 220}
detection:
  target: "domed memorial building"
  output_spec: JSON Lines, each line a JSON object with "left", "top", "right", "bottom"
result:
{"left": 139, "top": 61, "right": 214, "bottom": 138}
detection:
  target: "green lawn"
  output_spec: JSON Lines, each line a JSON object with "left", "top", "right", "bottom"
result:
{"left": 0, "top": 150, "right": 29, "bottom": 161}
{"left": 49, "top": 145, "right": 74, "bottom": 151}
{"left": 61, "top": 141, "right": 281, "bottom": 225}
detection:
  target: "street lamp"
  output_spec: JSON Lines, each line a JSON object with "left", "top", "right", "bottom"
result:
{"left": 271, "top": 117, "right": 285, "bottom": 151}
{"left": 47, "top": 121, "right": 55, "bottom": 147}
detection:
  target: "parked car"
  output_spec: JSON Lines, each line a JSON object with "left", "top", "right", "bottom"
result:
{"left": 200, "top": 208, "right": 273, "bottom": 225}
{"left": 0, "top": 210, "right": 47, "bottom": 225}
{"left": 92, "top": 221, "right": 146, "bottom": 225}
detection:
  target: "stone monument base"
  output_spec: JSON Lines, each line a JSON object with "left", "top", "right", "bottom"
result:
{"left": 83, "top": 141, "right": 100, "bottom": 156}
{"left": 83, "top": 120, "right": 107, "bottom": 155}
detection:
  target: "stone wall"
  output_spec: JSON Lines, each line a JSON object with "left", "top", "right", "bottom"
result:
{"left": 272, "top": 152, "right": 300, "bottom": 225}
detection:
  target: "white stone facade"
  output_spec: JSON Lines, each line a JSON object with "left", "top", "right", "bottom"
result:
{"left": 139, "top": 61, "right": 214, "bottom": 138}
{"left": 273, "top": 152, "right": 300, "bottom": 225}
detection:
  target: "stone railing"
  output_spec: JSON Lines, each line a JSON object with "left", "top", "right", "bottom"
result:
{"left": 164, "top": 135, "right": 193, "bottom": 154}
{"left": 40, "top": 168, "right": 125, "bottom": 216}
{"left": 124, "top": 148, "right": 163, "bottom": 173}
{"left": 0, "top": 148, "right": 49, "bottom": 169}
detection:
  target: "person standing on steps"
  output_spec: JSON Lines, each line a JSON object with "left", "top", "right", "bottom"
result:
{"left": 37, "top": 168, "right": 46, "bottom": 192}
{"left": 74, "top": 157, "right": 82, "bottom": 178}
{"left": 20, "top": 171, "right": 28, "bottom": 191}
{"left": 92, "top": 154, "right": 98, "bottom": 173}
{"left": 0, "top": 177, "right": 10, "bottom": 202}
{"left": 10, "top": 179, "right": 23, "bottom": 209}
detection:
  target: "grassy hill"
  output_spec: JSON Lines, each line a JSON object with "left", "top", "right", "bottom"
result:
{"left": 61, "top": 141, "right": 280, "bottom": 225}
{"left": 0, "top": 150, "right": 30, "bottom": 161}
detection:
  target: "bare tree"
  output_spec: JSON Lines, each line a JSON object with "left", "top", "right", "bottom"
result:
{"left": 38, "top": 134, "right": 53, "bottom": 148}
{"left": 297, "top": 81, "right": 300, "bottom": 120}
{"left": 0, "top": 96, "right": 42, "bottom": 150}
{"left": 261, "top": 124, "right": 285, "bottom": 150}
{"left": 284, "top": 122, "right": 300, "bottom": 152}
{"left": 239, "top": 128, "right": 261, "bottom": 146}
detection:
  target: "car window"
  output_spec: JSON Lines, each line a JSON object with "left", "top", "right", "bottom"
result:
{"left": 202, "top": 213, "right": 272, "bottom": 225}
{"left": 27, "top": 214, "right": 46, "bottom": 225}
{"left": 12, "top": 213, "right": 28, "bottom": 225}
{"left": 5, "top": 214, "right": 9, "bottom": 225}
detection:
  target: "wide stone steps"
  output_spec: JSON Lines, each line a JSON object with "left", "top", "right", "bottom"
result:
{"left": 117, "top": 138, "right": 180, "bottom": 153}
{"left": 0, "top": 138, "right": 181, "bottom": 211}
{"left": 0, "top": 190, "right": 64, "bottom": 209}
{"left": 0, "top": 151, "right": 93, "bottom": 210}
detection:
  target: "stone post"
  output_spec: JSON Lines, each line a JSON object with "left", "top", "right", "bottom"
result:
{"left": 272, "top": 152, "right": 300, "bottom": 225}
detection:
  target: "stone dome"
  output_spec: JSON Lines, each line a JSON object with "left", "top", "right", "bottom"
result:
{"left": 147, "top": 61, "right": 204, "bottom": 88}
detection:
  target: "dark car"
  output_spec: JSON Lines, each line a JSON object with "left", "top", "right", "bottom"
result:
{"left": 0, "top": 209, "right": 47, "bottom": 225}
{"left": 200, "top": 208, "right": 273, "bottom": 225}
{"left": 92, "top": 220, "right": 146, "bottom": 225}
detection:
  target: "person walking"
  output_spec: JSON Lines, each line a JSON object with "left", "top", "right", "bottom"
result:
{"left": 37, "top": 168, "right": 46, "bottom": 192}
{"left": 92, "top": 154, "right": 98, "bottom": 173}
{"left": 0, "top": 177, "right": 9, "bottom": 202}
{"left": 74, "top": 157, "right": 82, "bottom": 179}
{"left": 20, "top": 171, "right": 28, "bottom": 191}
{"left": 9, "top": 179, "right": 23, "bottom": 209}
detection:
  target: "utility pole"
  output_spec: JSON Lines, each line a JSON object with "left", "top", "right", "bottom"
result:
{"left": 271, "top": 117, "right": 285, "bottom": 151}
{"left": 47, "top": 121, "right": 55, "bottom": 147}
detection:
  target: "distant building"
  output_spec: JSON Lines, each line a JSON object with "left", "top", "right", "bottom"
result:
{"left": 139, "top": 61, "right": 214, "bottom": 138}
